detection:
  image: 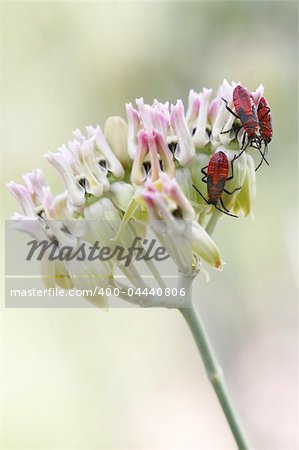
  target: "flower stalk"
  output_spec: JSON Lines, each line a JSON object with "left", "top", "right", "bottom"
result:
{"left": 179, "top": 281, "right": 252, "bottom": 449}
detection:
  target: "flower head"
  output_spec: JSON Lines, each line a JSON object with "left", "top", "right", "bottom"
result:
{"left": 8, "top": 80, "right": 269, "bottom": 307}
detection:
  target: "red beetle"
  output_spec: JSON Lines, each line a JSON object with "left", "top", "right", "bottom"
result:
{"left": 254, "top": 96, "right": 272, "bottom": 171}
{"left": 258, "top": 97, "right": 272, "bottom": 144}
{"left": 222, "top": 85, "right": 259, "bottom": 147}
{"left": 233, "top": 85, "right": 259, "bottom": 139}
{"left": 193, "top": 151, "right": 241, "bottom": 217}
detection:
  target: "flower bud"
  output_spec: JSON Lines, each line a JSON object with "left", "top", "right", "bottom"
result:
{"left": 192, "top": 222, "right": 223, "bottom": 269}
{"left": 104, "top": 116, "right": 131, "bottom": 169}
{"left": 108, "top": 181, "right": 135, "bottom": 212}
{"left": 233, "top": 154, "right": 256, "bottom": 217}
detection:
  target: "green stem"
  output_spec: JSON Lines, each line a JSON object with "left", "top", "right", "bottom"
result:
{"left": 180, "top": 299, "right": 252, "bottom": 449}
{"left": 205, "top": 209, "right": 221, "bottom": 236}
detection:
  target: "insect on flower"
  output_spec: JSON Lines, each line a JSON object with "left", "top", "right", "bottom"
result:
{"left": 221, "top": 85, "right": 269, "bottom": 169}
{"left": 193, "top": 151, "right": 242, "bottom": 218}
{"left": 254, "top": 96, "right": 273, "bottom": 171}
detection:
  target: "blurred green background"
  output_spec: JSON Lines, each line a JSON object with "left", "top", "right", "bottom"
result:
{"left": 1, "top": 2, "right": 297, "bottom": 449}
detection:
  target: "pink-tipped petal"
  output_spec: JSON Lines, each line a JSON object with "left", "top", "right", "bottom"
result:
{"left": 131, "top": 130, "right": 148, "bottom": 185}
{"left": 185, "top": 90, "right": 201, "bottom": 131}
{"left": 126, "top": 102, "right": 141, "bottom": 159}
{"left": 251, "top": 84, "right": 264, "bottom": 107}
{"left": 171, "top": 100, "right": 195, "bottom": 166}
{"left": 192, "top": 88, "right": 213, "bottom": 149}
{"left": 45, "top": 147, "right": 85, "bottom": 207}
{"left": 7, "top": 182, "right": 36, "bottom": 216}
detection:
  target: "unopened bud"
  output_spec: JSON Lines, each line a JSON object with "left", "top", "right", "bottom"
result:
{"left": 104, "top": 116, "right": 131, "bottom": 169}
{"left": 233, "top": 154, "right": 256, "bottom": 217}
{"left": 192, "top": 222, "right": 223, "bottom": 270}
{"left": 109, "top": 181, "right": 135, "bottom": 212}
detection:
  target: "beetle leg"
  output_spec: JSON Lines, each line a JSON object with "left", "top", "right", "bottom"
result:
{"left": 226, "top": 152, "right": 242, "bottom": 181}
{"left": 220, "top": 124, "right": 243, "bottom": 140}
{"left": 220, "top": 129, "right": 231, "bottom": 135}
{"left": 223, "top": 186, "right": 242, "bottom": 195}
{"left": 240, "top": 131, "right": 249, "bottom": 150}
{"left": 250, "top": 140, "right": 260, "bottom": 149}
{"left": 192, "top": 187, "right": 238, "bottom": 218}
{"left": 235, "top": 125, "right": 243, "bottom": 141}
{"left": 256, "top": 139, "right": 270, "bottom": 167}
{"left": 217, "top": 199, "right": 238, "bottom": 218}
{"left": 219, "top": 198, "right": 231, "bottom": 212}
{"left": 201, "top": 165, "right": 208, "bottom": 183}
{"left": 258, "top": 149, "right": 270, "bottom": 165}
{"left": 201, "top": 165, "right": 208, "bottom": 175}
{"left": 192, "top": 184, "right": 209, "bottom": 204}
{"left": 255, "top": 142, "right": 270, "bottom": 171}
{"left": 221, "top": 98, "right": 239, "bottom": 119}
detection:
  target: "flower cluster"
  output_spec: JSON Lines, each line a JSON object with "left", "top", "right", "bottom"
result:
{"left": 7, "top": 80, "right": 267, "bottom": 307}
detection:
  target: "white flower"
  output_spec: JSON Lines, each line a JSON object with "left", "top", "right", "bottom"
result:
{"left": 45, "top": 146, "right": 86, "bottom": 207}
{"left": 210, "top": 79, "right": 236, "bottom": 147}
{"left": 126, "top": 102, "right": 141, "bottom": 159}
{"left": 86, "top": 125, "right": 125, "bottom": 178}
{"left": 131, "top": 129, "right": 175, "bottom": 185}
{"left": 185, "top": 89, "right": 201, "bottom": 132}
{"left": 192, "top": 88, "right": 213, "bottom": 149}
{"left": 170, "top": 100, "right": 195, "bottom": 166}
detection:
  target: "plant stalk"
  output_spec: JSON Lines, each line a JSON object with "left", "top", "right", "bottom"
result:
{"left": 205, "top": 209, "right": 222, "bottom": 236}
{"left": 180, "top": 297, "right": 252, "bottom": 449}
